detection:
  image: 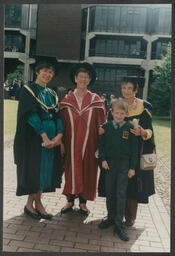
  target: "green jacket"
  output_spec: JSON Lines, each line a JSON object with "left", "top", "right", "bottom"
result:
{"left": 99, "top": 121, "right": 138, "bottom": 170}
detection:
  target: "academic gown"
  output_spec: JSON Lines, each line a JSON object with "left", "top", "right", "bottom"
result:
{"left": 14, "top": 82, "right": 63, "bottom": 196}
{"left": 60, "top": 90, "right": 106, "bottom": 201}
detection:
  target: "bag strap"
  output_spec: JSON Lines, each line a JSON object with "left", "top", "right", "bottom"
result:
{"left": 140, "top": 133, "right": 156, "bottom": 156}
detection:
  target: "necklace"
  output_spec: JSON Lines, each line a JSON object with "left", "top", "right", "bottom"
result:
{"left": 126, "top": 97, "right": 137, "bottom": 111}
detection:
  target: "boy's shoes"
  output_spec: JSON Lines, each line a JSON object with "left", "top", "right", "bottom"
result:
{"left": 114, "top": 226, "right": 130, "bottom": 241}
{"left": 98, "top": 217, "right": 114, "bottom": 229}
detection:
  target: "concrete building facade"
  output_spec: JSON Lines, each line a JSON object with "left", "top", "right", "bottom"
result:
{"left": 4, "top": 4, "right": 37, "bottom": 82}
{"left": 4, "top": 4, "right": 171, "bottom": 99}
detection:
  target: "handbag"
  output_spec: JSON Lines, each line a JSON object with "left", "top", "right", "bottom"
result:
{"left": 140, "top": 136, "right": 157, "bottom": 170}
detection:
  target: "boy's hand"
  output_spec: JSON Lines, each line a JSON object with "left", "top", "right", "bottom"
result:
{"left": 99, "top": 127, "right": 105, "bottom": 135}
{"left": 128, "top": 169, "right": 135, "bottom": 178}
{"left": 102, "top": 160, "right": 110, "bottom": 170}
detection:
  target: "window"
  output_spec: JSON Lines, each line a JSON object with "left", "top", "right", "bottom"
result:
{"left": 5, "top": 33, "right": 25, "bottom": 52}
{"left": 152, "top": 8, "right": 171, "bottom": 35}
{"left": 90, "top": 36, "right": 145, "bottom": 59}
{"left": 5, "top": 5, "right": 22, "bottom": 27}
{"left": 151, "top": 39, "right": 170, "bottom": 59}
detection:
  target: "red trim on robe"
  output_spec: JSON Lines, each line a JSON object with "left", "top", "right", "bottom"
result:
{"left": 60, "top": 90, "right": 106, "bottom": 200}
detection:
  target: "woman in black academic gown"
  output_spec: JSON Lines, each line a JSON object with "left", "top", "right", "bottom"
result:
{"left": 98, "top": 76, "right": 155, "bottom": 227}
{"left": 14, "top": 62, "right": 63, "bottom": 220}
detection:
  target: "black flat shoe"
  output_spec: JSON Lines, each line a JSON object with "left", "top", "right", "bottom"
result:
{"left": 61, "top": 206, "right": 73, "bottom": 214}
{"left": 79, "top": 208, "right": 90, "bottom": 216}
{"left": 35, "top": 208, "right": 53, "bottom": 220}
{"left": 24, "top": 206, "right": 41, "bottom": 220}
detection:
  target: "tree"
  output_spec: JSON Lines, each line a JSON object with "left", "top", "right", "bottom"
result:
{"left": 148, "top": 43, "right": 171, "bottom": 116}
{"left": 7, "top": 71, "right": 24, "bottom": 85}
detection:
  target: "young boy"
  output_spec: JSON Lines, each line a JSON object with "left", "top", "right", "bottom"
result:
{"left": 98, "top": 98, "right": 138, "bottom": 241}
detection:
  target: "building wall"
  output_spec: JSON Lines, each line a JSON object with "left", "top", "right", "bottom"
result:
{"left": 82, "top": 5, "right": 171, "bottom": 99}
{"left": 36, "top": 4, "right": 82, "bottom": 60}
{"left": 4, "top": 4, "right": 171, "bottom": 100}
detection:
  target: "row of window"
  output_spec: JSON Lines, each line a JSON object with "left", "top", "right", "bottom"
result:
{"left": 95, "top": 66, "right": 143, "bottom": 82}
{"left": 90, "top": 66, "right": 144, "bottom": 97}
{"left": 90, "top": 37, "right": 147, "bottom": 59}
{"left": 89, "top": 37, "right": 170, "bottom": 60}
{"left": 88, "top": 6, "right": 171, "bottom": 35}
{"left": 5, "top": 5, "right": 37, "bottom": 39}
{"left": 5, "top": 34, "right": 25, "bottom": 53}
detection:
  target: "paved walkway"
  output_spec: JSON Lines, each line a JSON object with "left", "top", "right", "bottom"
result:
{"left": 3, "top": 137, "right": 170, "bottom": 253}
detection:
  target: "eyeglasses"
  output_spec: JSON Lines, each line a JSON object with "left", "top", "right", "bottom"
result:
{"left": 78, "top": 75, "right": 90, "bottom": 80}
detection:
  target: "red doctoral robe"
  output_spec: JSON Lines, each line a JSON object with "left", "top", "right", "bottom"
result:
{"left": 60, "top": 90, "right": 106, "bottom": 200}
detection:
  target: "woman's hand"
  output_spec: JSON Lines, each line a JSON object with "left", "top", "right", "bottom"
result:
{"left": 102, "top": 160, "right": 110, "bottom": 170}
{"left": 41, "top": 133, "right": 54, "bottom": 149}
{"left": 130, "top": 126, "right": 147, "bottom": 137}
{"left": 52, "top": 133, "right": 63, "bottom": 147}
{"left": 99, "top": 127, "right": 105, "bottom": 135}
{"left": 128, "top": 169, "right": 135, "bottom": 179}
{"left": 130, "top": 127, "right": 141, "bottom": 136}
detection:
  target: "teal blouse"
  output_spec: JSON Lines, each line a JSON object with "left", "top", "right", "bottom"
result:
{"left": 27, "top": 83, "right": 63, "bottom": 190}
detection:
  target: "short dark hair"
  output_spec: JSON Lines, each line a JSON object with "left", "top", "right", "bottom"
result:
{"left": 121, "top": 77, "right": 139, "bottom": 91}
{"left": 75, "top": 68, "right": 91, "bottom": 78}
{"left": 35, "top": 62, "right": 55, "bottom": 73}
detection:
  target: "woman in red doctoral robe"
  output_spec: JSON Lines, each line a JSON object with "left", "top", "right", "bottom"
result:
{"left": 60, "top": 63, "right": 106, "bottom": 215}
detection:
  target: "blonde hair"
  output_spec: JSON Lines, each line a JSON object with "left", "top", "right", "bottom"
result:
{"left": 111, "top": 98, "right": 128, "bottom": 113}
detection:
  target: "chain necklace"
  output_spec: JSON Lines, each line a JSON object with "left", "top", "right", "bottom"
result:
{"left": 126, "top": 97, "right": 137, "bottom": 112}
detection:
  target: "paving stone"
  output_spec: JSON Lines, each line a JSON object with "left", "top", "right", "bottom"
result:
{"left": 65, "top": 236, "right": 88, "bottom": 243}
{"left": 3, "top": 141, "right": 171, "bottom": 253}
{"left": 3, "top": 232, "right": 25, "bottom": 241}
{"left": 89, "top": 239, "right": 113, "bottom": 247}
{"left": 75, "top": 242, "right": 100, "bottom": 251}
{"left": 8, "top": 223, "right": 31, "bottom": 231}
{"left": 8, "top": 240, "right": 35, "bottom": 249}
{"left": 3, "top": 245, "right": 19, "bottom": 252}
{"left": 24, "top": 235, "right": 50, "bottom": 244}
{"left": 101, "top": 246, "right": 127, "bottom": 252}
{"left": 3, "top": 238, "right": 10, "bottom": 245}
{"left": 3, "top": 227, "right": 17, "bottom": 234}
{"left": 139, "top": 246, "right": 165, "bottom": 252}
{"left": 17, "top": 248, "right": 43, "bottom": 252}
{"left": 34, "top": 243, "right": 61, "bottom": 252}
{"left": 61, "top": 247, "right": 87, "bottom": 252}
{"left": 49, "top": 239, "right": 74, "bottom": 248}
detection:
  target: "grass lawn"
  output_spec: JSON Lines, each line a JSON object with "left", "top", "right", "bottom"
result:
{"left": 3, "top": 100, "right": 171, "bottom": 162}
{"left": 152, "top": 118, "right": 171, "bottom": 163}
{"left": 4, "top": 100, "right": 18, "bottom": 135}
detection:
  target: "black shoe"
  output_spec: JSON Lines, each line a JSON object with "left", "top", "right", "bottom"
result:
{"left": 114, "top": 226, "right": 130, "bottom": 241}
{"left": 98, "top": 217, "right": 114, "bottom": 229}
{"left": 61, "top": 203, "right": 74, "bottom": 214}
{"left": 79, "top": 204, "right": 90, "bottom": 216}
{"left": 24, "top": 206, "right": 41, "bottom": 220}
{"left": 79, "top": 208, "right": 90, "bottom": 216}
{"left": 35, "top": 208, "right": 53, "bottom": 220}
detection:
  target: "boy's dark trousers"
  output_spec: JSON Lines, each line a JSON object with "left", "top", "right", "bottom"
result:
{"left": 105, "top": 158, "right": 129, "bottom": 228}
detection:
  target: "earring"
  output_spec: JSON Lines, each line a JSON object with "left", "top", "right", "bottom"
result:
{"left": 75, "top": 80, "right": 77, "bottom": 83}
